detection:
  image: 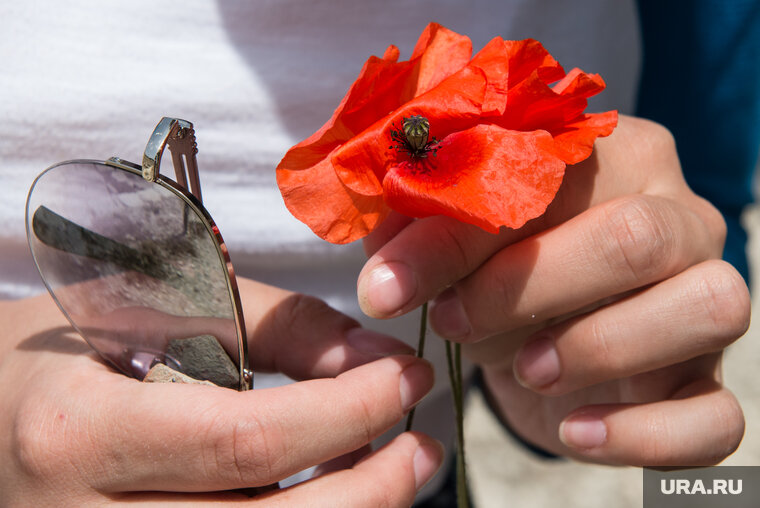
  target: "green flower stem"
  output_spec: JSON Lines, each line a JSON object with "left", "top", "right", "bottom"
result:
{"left": 446, "top": 341, "right": 469, "bottom": 508}
{"left": 405, "top": 302, "right": 428, "bottom": 432}
{"left": 406, "top": 303, "right": 468, "bottom": 507}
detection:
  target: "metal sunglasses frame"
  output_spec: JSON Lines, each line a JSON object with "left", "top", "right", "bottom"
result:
{"left": 26, "top": 117, "right": 253, "bottom": 390}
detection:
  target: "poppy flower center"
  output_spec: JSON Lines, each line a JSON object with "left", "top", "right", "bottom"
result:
{"left": 389, "top": 115, "right": 439, "bottom": 159}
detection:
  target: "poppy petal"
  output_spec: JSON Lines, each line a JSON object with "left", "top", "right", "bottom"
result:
{"left": 277, "top": 25, "right": 617, "bottom": 244}
{"left": 492, "top": 67, "right": 614, "bottom": 163}
{"left": 276, "top": 154, "right": 390, "bottom": 244}
{"left": 410, "top": 22, "right": 473, "bottom": 96}
{"left": 500, "top": 38, "right": 565, "bottom": 87}
{"left": 382, "top": 124, "right": 566, "bottom": 232}
{"left": 332, "top": 65, "right": 489, "bottom": 196}
{"left": 382, "top": 44, "right": 400, "bottom": 61}
{"left": 281, "top": 23, "right": 472, "bottom": 173}
{"left": 467, "top": 37, "right": 565, "bottom": 116}
{"left": 552, "top": 110, "right": 618, "bottom": 164}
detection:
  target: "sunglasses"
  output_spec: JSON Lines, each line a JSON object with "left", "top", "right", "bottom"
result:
{"left": 25, "top": 118, "right": 252, "bottom": 391}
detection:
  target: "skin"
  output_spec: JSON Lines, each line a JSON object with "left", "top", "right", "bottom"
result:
{"left": 0, "top": 278, "right": 442, "bottom": 506}
{"left": 359, "top": 115, "right": 750, "bottom": 465}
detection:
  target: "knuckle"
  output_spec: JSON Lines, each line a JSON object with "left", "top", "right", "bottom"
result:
{"left": 642, "top": 390, "right": 746, "bottom": 466}
{"left": 352, "top": 392, "right": 376, "bottom": 444}
{"left": 284, "top": 293, "right": 332, "bottom": 323}
{"left": 358, "top": 456, "right": 416, "bottom": 507}
{"left": 695, "top": 198, "right": 727, "bottom": 253}
{"left": 623, "top": 117, "right": 678, "bottom": 161}
{"left": 708, "top": 393, "right": 745, "bottom": 463}
{"left": 435, "top": 220, "right": 475, "bottom": 278}
{"left": 490, "top": 269, "right": 520, "bottom": 312}
{"left": 336, "top": 374, "right": 393, "bottom": 440}
{"left": 276, "top": 293, "right": 353, "bottom": 335}
{"left": 371, "top": 487, "right": 399, "bottom": 508}
{"left": 642, "top": 119, "right": 678, "bottom": 156}
{"left": 11, "top": 395, "right": 73, "bottom": 482}
{"left": 208, "top": 410, "right": 285, "bottom": 486}
{"left": 597, "top": 197, "right": 675, "bottom": 283}
{"left": 639, "top": 409, "right": 673, "bottom": 465}
{"left": 473, "top": 262, "right": 524, "bottom": 337}
{"left": 690, "top": 261, "right": 751, "bottom": 346}
{"left": 12, "top": 405, "right": 53, "bottom": 480}
{"left": 586, "top": 319, "right": 623, "bottom": 376}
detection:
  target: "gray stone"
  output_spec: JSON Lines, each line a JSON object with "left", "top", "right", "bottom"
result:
{"left": 166, "top": 334, "right": 240, "bottom": 389}
{"left": 143, "top": 363, "right": 217, "bottom": 386}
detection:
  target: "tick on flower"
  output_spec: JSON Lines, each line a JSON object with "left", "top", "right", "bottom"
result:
{"left": 390, "top": 115, "right": 440, "bottom": 158}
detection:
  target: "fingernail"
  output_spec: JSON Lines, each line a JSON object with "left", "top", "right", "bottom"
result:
{"left": 399, "top": 361, "right": 434, "bottom": 411}
{"left": 429, "top": 288, "right": 470, "bottom": 340}
{"left": 413, "top": 440, "right": 444, "bottom": 490}
{"left": 359, "top": 262, "right": 417, "bottom": 316}
{"left": 560, "top": 414, "right": 607, "bottom": 449}
{"left": 514, "top": 335, "right": 560, "bottom": 388}
{"left": 345, "top": 328, "right": 415, "bottom": 356}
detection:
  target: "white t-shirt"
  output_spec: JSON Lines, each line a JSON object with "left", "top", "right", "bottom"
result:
{"left": 0, "top": 0, "right": 640, "bottom": 495}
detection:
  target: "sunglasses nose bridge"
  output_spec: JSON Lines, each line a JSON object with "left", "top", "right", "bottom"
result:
{"left": 142, "top": 117, "right": 202, "bottom": 203}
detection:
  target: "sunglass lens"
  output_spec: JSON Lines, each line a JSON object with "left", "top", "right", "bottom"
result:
{"left": 26, "top": 161, "right": 245, "bottom": 389}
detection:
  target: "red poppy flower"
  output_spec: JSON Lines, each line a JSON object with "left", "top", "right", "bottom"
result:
{"left": 277, "top": 23, "right": 617, "bottom": 244}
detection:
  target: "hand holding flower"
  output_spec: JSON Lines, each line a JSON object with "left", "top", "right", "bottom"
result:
{"left": 360, "top": 115, "right": 749, "bottom": 466}
{"left": 277, "top": 23, "right": 620, "bottom": 504}
{"left": 278, "top": 22, "right": 749, "bottom": 497}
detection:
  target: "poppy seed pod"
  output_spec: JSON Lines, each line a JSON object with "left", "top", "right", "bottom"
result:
{"left": 403, "top": 116, "right": 430, "bottom": 152}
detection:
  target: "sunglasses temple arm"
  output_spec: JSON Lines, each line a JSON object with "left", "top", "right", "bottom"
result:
{"left": 142, "top": 117, "right": 203, "bottom": 203}
{"left": 168, "top": 126, "right": 203, "bottom": 204}
{"left": 31, "top": 205, "right": 176, "bottom": 282}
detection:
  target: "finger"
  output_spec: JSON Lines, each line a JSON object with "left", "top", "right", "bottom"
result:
{"left": 81, "top": 278, "right": 415, "bottom": 381}
{"left": 312, "top": 444, "right": 373, "bottom": 477}
{"left": 513, "top": 260, "right": 750, "bottom": 393}
{"left": 237, "top": 278, "right": 413, "bottom": 379}
{"left": 261, "top": 433, "right": 443, "bottom": 508}
{"left": 353, "top": 116, "right": 628, "bottom": 320}
{"left": 17, "top": 355, "right": 434, "bottom": 493}
{"left": 354, "top": 125, "right": 619, "bottom": 320}
{"left": 358, "top": 117, "right": 725, "bottom": 324}
{"left": 558, "top": 380, "right": 745, "bottom": 466}
{"left": 114, "top": 433, "right": 443, "bottom": 507}
{"left": 358, "top": 214, "right": 506, "bottom": 319}
{"left": 363, "top": 210, "right": 414, "bottom": 257}
{"left": 428, "top": 194, "right": 721, "bottom": 342}
{"left": 76, "top": 306, "right": 244, "bottom": 364}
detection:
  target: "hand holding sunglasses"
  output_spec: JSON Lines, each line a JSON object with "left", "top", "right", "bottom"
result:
{"left": 0, "top": 119, "right": 441, "bottom": 505}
